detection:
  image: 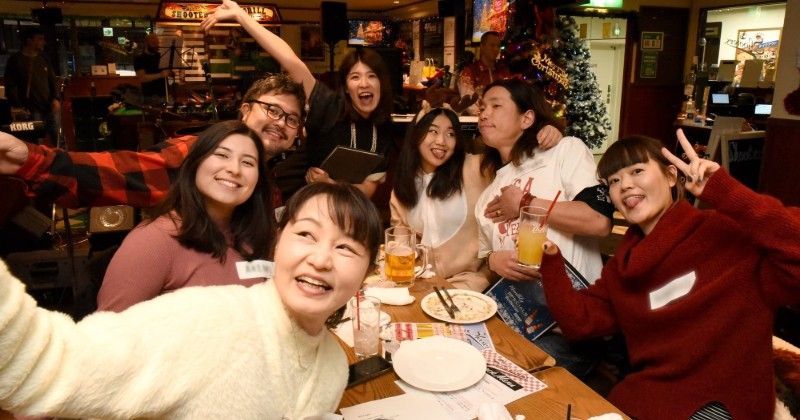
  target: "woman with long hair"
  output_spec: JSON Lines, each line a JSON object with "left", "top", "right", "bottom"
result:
{"left": 97, "top": 120, "right": 274, "bottom": 311}
{"left": 390, "top": 107, "right": 491, "bottom": 291}
{"left": 540, "top": 131, "right": 800, "bottom": 419}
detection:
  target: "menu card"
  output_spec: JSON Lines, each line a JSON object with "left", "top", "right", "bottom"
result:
{"left": 381, "top": 322, "right": 495, "bottom": 355}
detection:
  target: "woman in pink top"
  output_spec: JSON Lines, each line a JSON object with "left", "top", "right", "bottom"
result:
{"left": 97, "top": 120, "right": 275, "bottom": 311}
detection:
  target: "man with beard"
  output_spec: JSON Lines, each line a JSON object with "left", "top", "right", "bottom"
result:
{"left": 0, "top": 74, "right": 305, "bottom": 210}
{"left": 134, "top": 33, "right": 171, "bottom": 103}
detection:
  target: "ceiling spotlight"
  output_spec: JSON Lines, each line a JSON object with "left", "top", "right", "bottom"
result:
{"left": 393, "top": 0, "right": 399, "bottom": 3}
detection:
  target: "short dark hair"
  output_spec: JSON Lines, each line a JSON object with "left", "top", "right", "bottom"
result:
{"left": 150, "top": 120, "right": 275, "bottom": 261}
{"left": 394, "top": 107, "right": 466, "bottom": 208}
{"left": 21, "top": 27, "right": 45, "bottom": 43}
{"left": 278, "top": 182, "right": 382, "bottom": 265}
{"left": 242, "top": 73, "right": 307, "bottom": 122}
{"left": 337, "top": 48, "right": 394, "bottom": 125}
{"left": 480, "top": 31, "right": 500, "bottom": 44}
{"left": 598, "top": 135, "right": 684, "bottom": 201}
{"left": 278, "top": 182, "right": 383, "bottom": 329}
{"left": 479, "top": 78, "right": 565, "bottom": 178}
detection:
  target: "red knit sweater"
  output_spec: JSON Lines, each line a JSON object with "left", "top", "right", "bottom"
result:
{"left": 540, "top": 169, "right": 800, "bottom": 419}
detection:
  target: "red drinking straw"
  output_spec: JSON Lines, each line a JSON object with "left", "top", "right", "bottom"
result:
{"left": 539, "top": 190, "right": 562, "bottom": 228}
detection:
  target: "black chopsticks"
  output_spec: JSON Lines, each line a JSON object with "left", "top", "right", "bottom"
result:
{"left": 433, "top": 286, "right": 455, "bottom": 319}
{"left": 442, "top": 287, "right": 460, "bottom": 313}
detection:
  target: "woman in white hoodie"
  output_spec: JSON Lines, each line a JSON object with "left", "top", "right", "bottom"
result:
{"left": 0, "top": 182, "right": 382, "bottom": 419}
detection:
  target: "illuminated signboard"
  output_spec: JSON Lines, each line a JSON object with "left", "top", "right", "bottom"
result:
{"left": 159, "top": 2, "right": 281, "bottom": 24}
{"left": 582, "top": 0, "right": 623, "bottom": 7}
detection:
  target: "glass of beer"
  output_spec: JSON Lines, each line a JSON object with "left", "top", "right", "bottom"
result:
{"left": 384, "top": 226, "right": 426, "bottom": 287}
{"left": 517, "top": 206, "right": 548, "bottom": 269}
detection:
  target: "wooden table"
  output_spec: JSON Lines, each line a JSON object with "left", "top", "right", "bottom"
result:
{"left": 507, "top": 367, "right": 628, "bottom": 419}
{"left": 338, "top": 279, "right": 627, "bottom": 418}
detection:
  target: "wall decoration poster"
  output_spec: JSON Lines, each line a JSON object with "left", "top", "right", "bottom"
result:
{"left": 734, "top": 28, "right": 780, "bottom": 82}
{"left": 640, "top": 51, "right": 658, "bottom": 79}
{"left": 301, "top": 25, "right": 324, "bottom": 60}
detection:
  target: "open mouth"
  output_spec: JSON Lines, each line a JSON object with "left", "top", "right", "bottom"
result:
{"left": 357, "top": 92, "right": 374, "bottom": 104}
{"left": 430, "top": 148, "right": 448, "bottom": 160}
{"left": 215, "top": 178, "right": 241, "bottom": 189}
{"left": 622, "top": 195, "right": 644, "bottom": 209}
{"left": 296, "top": 275, "right": 332, "bottom": 292}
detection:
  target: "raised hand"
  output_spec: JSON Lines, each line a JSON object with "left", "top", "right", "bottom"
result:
{"left": 661, "top": 129, "right": 720, "bottom": 197}
{"left": 200, "top": 0, "right": 243, "bottom": 31}
{"left": 0, "top": 132, "right": 29, "bottom": 175}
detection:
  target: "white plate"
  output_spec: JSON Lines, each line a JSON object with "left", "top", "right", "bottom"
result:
{"left": 420, "top": 289, "right": 497, "bottom": 324}
{"left": 393, "top": 336, "right": 486, "bottom": 392}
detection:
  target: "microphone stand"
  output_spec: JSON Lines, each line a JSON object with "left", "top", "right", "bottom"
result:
{"left": 202, "top": 62, "right": 218, "bottom": 121}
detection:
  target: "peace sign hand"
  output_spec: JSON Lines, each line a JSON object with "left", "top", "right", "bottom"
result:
{"left": 661, "top": 129, "right": 720, "bottom": 197}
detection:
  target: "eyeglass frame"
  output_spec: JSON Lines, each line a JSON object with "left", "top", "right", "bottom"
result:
{"left": 250, "top": 100, "right": 302, "bottom": 129}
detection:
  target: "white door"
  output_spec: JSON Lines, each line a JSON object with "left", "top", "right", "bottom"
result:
{"left": 587, "top": 39, "right": 625, "bottom": 156}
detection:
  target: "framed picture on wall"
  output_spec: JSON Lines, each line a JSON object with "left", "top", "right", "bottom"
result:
{"left": 734, "top": 28, "right": 780, "bottom": 82}
{"left": 301, "top": 25, "right": 325, "bottom": 61}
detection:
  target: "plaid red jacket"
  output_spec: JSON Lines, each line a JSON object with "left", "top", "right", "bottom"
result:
{"left": 16, "top": 135, "right": 283, "bottom": 209}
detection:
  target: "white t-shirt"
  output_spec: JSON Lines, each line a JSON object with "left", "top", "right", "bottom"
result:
{"left": 407, "top": 172, "right": 468, "bottom": 248}
{"left": 475, "top": 136, "right": 603, "bottom": 282}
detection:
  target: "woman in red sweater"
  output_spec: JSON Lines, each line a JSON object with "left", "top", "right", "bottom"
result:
{"left": 539, "top": 130, "right": 800, "bottom": 419}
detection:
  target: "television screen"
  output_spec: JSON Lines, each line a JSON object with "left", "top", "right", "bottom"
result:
{"left": 754, "top": 104, "right": 772, "bottom": 116}
{"left": 711, "top": 93, "right": 730, "bottom": 104}
{"left": 472, "top": 0, "right": 509, "bottom": 43}
{"left": 349, "top": 20, "right": 387, "bottom": 47}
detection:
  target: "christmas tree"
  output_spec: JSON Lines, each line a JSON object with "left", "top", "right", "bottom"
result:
{"left": 551, "top": 16, "right": 610, "bottom": 149}
{"left": 501, "top": 4, "right": 610, "bottom": 149}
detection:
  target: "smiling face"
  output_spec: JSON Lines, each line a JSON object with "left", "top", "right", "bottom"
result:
{"left": 272, "top": 194, "right": 371, "bottom": 335}
{"left": 195, "top": 133, "right": 259, "bottom": 223}
{"left": 240, "top": 92, "right": 301, "bottom": 157}
{"left": 478, "top": 86, "right": 533, "bottom": 162}
{"left": 606, "top": 158, "right": 677, "bottom": 235}
{"left": 418, "top": 114, "right": 457, "bottom": 173}
{"left": 346, "top": 61, "right": 381, "bottom": 119}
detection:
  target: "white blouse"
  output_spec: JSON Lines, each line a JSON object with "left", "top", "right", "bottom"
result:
{"left": 407, "top": 171, "right": 468, "bottom": 248}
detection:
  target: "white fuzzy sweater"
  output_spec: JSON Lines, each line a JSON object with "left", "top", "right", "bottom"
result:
{"left": 0, "top": 259, "right": 347, "bottom": 419}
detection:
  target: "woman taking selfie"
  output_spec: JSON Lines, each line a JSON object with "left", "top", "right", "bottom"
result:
{"left": 0, "top": 182, "right": 382, "bottom": 419}
{"left": 540, "top": 131, "right": 800, "bottom": 419}
{"left": 97, "top": 120, "right": 274, "bottom": 311}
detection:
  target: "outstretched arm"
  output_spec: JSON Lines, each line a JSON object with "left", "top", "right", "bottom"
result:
{"left": 0, "top": 132, "right": 28, "bottom": 175}
{"left": 201, "top": 0, "right": 315, "bottom": 98}
{"left": 11, "top": 137, "right": 192, "bottom": 209}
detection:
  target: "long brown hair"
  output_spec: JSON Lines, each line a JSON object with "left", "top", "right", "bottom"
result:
{"left": 479, "top": 78, "right": 565, "bottom": 178}
{"left": 149, "top": 120, "right": 275, "bottom": 261}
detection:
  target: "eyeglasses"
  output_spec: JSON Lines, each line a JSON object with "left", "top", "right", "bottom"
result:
{"left": 251, "top": 100, "right": 302, "bottom": 129}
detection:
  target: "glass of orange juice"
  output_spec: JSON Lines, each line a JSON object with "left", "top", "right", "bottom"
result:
{"left": 517, "top": 206, "right": 548, "bottom": 268}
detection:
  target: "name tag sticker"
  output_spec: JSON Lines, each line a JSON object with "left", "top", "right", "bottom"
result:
{"left": 236, "top": 260, "right": 274, "bottom": 280}
{"left": 649, "top": 271, "right": 696, "bottom": 310}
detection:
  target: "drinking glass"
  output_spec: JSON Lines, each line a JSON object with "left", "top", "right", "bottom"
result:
{"left": 517, "top": 206, "right": 548, "bottom": 269}
{"left": 384, "top": 226, "right": 427, "bottom": 287}
{"left": 349, "top": 295, "right": 382, "bottom": 360}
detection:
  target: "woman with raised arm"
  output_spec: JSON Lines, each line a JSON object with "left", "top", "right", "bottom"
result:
{"left": 539, "top": 130, "right": 800, "bottom": 419}
{"left": 202, "top": 0, "right": 394, "bottom": 197}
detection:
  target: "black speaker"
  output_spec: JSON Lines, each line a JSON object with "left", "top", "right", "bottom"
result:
{"left": 321, "top": 1, "right": 348, "bottom": 44}
{"left": 437, "top": 0, "right": 463, "bottom": 17}
{"left": 31, "top": 7, "right": 63, "bottom": 25}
